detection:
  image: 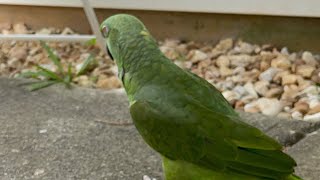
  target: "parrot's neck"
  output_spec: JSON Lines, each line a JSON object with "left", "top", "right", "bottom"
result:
{"left": 116, "top": 35, "right": 168, "bottom": 103}
{"left": 119, "top": 34, "right": 161, "bottom": 72}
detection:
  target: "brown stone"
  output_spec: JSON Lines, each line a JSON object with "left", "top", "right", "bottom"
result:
{"left": 281, "top": 85, "right": 299, "bottom": 103}
{"left": 244, "top": 102, "right": 260, "bottom": 113}
{"left": 273, "top": 70, "right": 290, "bottom": 84}
{"left": 215, "top": 38, "right": 233, "bottom": 52}
{"left": 198, "top": 59, "right": 212, "bottom": 69}
{"left": 219, "top": 66, "right": 233, "bottom": 77}
{"left": 9, "top": 46, "right": 28, "bottom": 60}
{"left": 189, "top": 50, "right": 208, "bottom": 63}
{"left": 13, "top": 23, "right": 28, "bottom": 34}
{"left": 234, "top": 100, "right": 245, "bottom": 110}
{"left": 293, "top": 101, "right": 310, "bottom": 114}
{"left": 260, "top": 51, "right": 277, "bottom": 62}
{"left": 260, "top": 60, "right": 270, "bottom": 71}
{"left": 265, "top": 87, "right": 283, "bottom": 98}
{"left": 296, "top": 65, "right": 316, "bottom": 78}
{"left": 215, "top": 55, "right": 229, "bottom": 67}
{"left": 271, "top": 55, "right": 291, "bottom": 70}
{"left": 302, "top": 51, "right": 318, "bottom": 67}
{"left": 311, "top": 68, "right": 320, "bottom": 83}
{"left": 229, "top": 54, "right": 255, "bottom": 68}
{"left": 308, "top": 104, "right": 320, "bottom": 115}
{"left": 96, "top": 76, "right": 122, "bottom": 89}
{"left": 281, "top": 74, "right": 297, "bottom": 85}
{"left": 254, "top": 80, "right": 269, "bottom": 96}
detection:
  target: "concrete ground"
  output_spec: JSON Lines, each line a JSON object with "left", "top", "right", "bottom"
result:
{"left": 0, "top": 77, "right": 319, "bottom": 180}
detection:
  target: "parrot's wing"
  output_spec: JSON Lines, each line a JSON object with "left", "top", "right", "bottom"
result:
{"left": 130, "top": 99, "right": 296, "bottom": 179}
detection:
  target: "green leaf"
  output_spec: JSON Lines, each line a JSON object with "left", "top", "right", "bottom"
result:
{"left": 64, "top": 63, "right": 73, "bottom": 84}
{"left": 17, "top": 71, "right": 42, "bottom": 79}
{"left": 40, "top": 41, "right": 64, "bottom": 75}
{"left": 36, "top": 65, "right": 63, "bottom": 81}
{"left": 26, "top": 80, "right": 57, "bottom": 91}
{"left": 77, "top": 54, "right": 95, "bottom": 76}
{"left": 85, "top": 38, "right": 97, "bottom": 46}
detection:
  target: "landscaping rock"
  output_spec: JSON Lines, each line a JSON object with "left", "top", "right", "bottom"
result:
{"left": 288, "top": 130, "right": 320, "bottom": 180}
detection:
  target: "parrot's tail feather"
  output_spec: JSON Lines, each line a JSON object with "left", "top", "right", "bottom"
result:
{"left": 287, "top": 174, "right": 303, "bottom": 180}
{"left": 236, "top": 148, "right": 296, "bottom": 172}
{"left": 221, "top": 147, "right": 296, "bottom": 179}
{"left": 228, "top": 161, "right": 289, "bottom": 179}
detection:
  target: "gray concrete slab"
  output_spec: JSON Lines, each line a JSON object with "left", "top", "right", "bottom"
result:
{"left": 0, "top": 77, "right": 319, "bottom": 180}
{"left": 0, "top": 78, "right": 161, "bottom": 180}
{"left": 238, "top": 111, "right": 320, "bottom": 146}
{"left": 288, "top": 130, "right": 320, "bottom": 180}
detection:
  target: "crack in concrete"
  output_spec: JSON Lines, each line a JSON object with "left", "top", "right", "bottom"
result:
{"left": 288, "top": 122, "right": 320, "bottom": 147}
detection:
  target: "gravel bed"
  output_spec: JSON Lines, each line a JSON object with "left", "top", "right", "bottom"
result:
{"left": 0, "top": 23, "right": 319, "bottom": 121}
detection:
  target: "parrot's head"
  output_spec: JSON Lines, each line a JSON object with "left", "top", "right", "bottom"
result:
{"left": 100, "top": 14, "right": 156, "bottom": 66}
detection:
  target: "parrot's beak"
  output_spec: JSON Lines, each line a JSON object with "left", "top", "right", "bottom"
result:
{"left": 106, "top": 46, "right": 114, "bottom": 61}
{"left": 100, "top": 25, "right": 113, "bottom": 61}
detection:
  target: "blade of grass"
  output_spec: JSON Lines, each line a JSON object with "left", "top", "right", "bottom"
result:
{"left": 40, "top": 41, "right": 64, "bottom": 75}
{"left": 18, "top": 71, "right": 42, "bottom": 79}
{"left": 36, "top": 65, "right": 63, "bottom": 81}
{"left": 77, "top": 54, "right": 94, "bottom": 76}
{"left": 64, "top": 63, "right": 73, "bottom": 84}
{"left": 27, "top": 80, "right": 57, "bottom": 91}
{"left": 85, "top": 38, "right": 96, "bottom": 46}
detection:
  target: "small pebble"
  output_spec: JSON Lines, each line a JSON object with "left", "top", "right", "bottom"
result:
{"left": 244, "top": 82, "right": 258, "bottom": 98}
{"left": 292, "top": 111, "right": 303, "bottom": 120}
{"left": 259, "top": 67, "right": 280, "bottom": 82}
{"left": 304, "top": 112, "right": 320, "bottom": 121}
{"left": 244, "top": 101, "right": 260, "bottom": 113}
{"left": 257, "top": 98, "right": 283, "bottom": 116}
{"left": 39, "top": 129, "right": 47, "bottom": 134}
{"left": 34, "top": 169, "right": 45, "bottom": 176}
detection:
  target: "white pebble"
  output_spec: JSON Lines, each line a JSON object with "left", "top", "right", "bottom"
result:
{"left": 254, "top": 81, "right": 269, "bottom": 96}
{"left": 34, "top": 169, "right": 45, "bottom": 176}
{"left": 222, "top": 90, "right": 240, "bottom": 102}
{"left": 232, "top": 66, "right": 246, "bottom": 75}
{"left": 302, "top": 51, "right": 318, "bottom": 66}
{"left": 291, "top": 111, "right": 303, "bottom": 120}
{"left": 259, "top": 67, "right": 280, "bottom": 82}
{"left": 244, "top": 82, "right": 258, "bottom": 98}
{"left": 191, "top": 50, "right": 208, "bottom": 62}
{"left": 257, "top": 98, "right": 283, "bottom": 116}
{"left": 304, "top": 112, "right": 320, "bottom": 122}
{"left": 233, "top": 85, "right": 248, "bottom": 97}
{"left": 39, "top": 129, "right": 47, "bottom": 134}
{"left": 244, "top": 101, "right": 260, "bottom": 113}
{"left": 280, "top": 47, "right": 289, "bottom": 55}
{"left": 143, "top": 175, "right": 151, "bottom": 180}
{"left": 299, "top": 86, "right": 319, "bottom": 96}
{"left": 309, "top": 98, "right": 320, "bottom": 109}
{"left": 284, "top": 106, "right": 291, "bottom": 113}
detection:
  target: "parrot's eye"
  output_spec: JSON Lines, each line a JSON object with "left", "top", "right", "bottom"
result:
{"left": 101, "top": 26, "right": 109, "bottom": 38}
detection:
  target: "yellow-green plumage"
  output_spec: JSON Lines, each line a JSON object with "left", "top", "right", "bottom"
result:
{"left": 100, "top": 14, "right": 302, "bottom": 180}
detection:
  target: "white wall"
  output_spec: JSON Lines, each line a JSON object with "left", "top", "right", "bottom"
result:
{"left": 0, "top": 0, "right": 320, "bottom": 18}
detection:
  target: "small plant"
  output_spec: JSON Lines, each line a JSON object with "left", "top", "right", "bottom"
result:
{"left": 19, "top": 41, "right": 95, "bottom": 91}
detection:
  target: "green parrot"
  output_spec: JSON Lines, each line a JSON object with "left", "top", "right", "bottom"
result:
{"left": 100, "top": 14, "right": 302, "bottom": 180}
